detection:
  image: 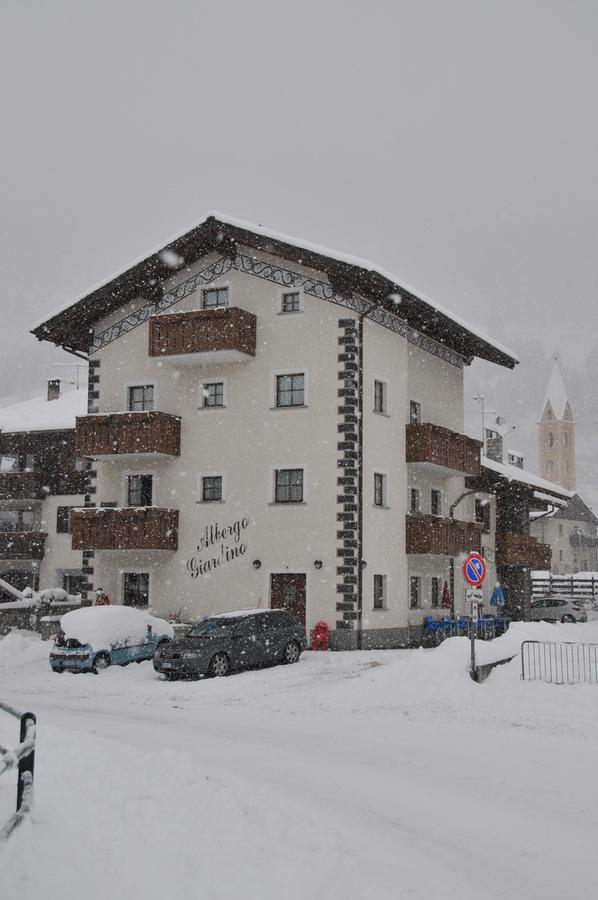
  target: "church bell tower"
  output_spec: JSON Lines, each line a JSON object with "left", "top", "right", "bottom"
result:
{"left": 538, "top": 359, "right": 575, "bottom": 491}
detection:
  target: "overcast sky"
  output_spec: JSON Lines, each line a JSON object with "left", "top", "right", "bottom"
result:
{"left": 1, "top": 1, "right": 596, "bottom": 482}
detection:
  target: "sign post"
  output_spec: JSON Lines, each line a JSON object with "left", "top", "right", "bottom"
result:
{"left": 462, "top": 552, "right": 487, "bottom": 680}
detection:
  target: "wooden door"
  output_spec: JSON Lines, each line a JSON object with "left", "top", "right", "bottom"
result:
{"left": 270, "top": 573, "right": 306, "bottom": 626}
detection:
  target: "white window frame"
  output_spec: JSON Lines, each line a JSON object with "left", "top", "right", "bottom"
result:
{"left": 271, "top": 369, "right": 309, "bottom": 410}
{"left": 278, "top": 287, "right": 304, "bottom": 315}
{"left": 373, "top": 573, "right": 387, "bottom": 611}
{"left": 409, "top": 399, "right": 423, "bottom": 426}
{"left": 409, "top": 574, "right": 422, "bottom": 610}
{"left": 121, "top": 570, "right": 151, "bottom": 608}
{"left": 269, "top": 465, "right": 306, "bottom": 505}
{"left": 197, "top": 472, "right": 226, "bottom": 504}
{"left": 430, "top": 487, "right": 442, "bottom": 517}
{"left": 122, "top": 471, "right": 154, "bottom": 507}
{"left": 409, "top": 486, "right": 421, "bottom": 514}
{"left": 199, "top": 377, "right": 227, "bottom": 410}
{"left": 124, "top": 382, "right": 156, "bottom": 413}
{"left": 373, "top": 471, "right": 389, "bottom": 509}
{"left": 201, "top": 282, "right": 231, "bottom": 310}
{"left": 373, "top": 378, "right": 389, "bottom": 416}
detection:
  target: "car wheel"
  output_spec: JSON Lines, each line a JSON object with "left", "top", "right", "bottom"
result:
{"left": 561, "top": 614, "right": 576, "bottom": 623}
{"left": 92, "top": 652, "right": 111, "bottom": 674}
{"left": 283, "top": 641, "right": 301, "bottom": 664}
{"left": 209, "top": 652, "right": 230, "bottom": 677}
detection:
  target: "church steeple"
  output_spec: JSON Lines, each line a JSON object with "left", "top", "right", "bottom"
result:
{"left": 539, "top": 358, "right": 575, "bottom": 490}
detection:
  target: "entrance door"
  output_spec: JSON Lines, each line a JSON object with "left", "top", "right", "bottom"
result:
{"left": 270, "top": 573, "right": 306, "bottom": 626}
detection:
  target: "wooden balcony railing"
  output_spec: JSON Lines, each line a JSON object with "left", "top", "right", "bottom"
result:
{"left": 406, "top": 514, "right": 482, "bottom": 556}
{"left": 0, "top": 472, "right": 44, "bottom": 501}
{"left": 496, "top": 532, "right": 551, "bottom": 569}
{"left": 0, "top": 532, "right": 46, "bottom": 560}
{"left": 148, "top": 307, "right": 257, "bottom": 361}
{"left": 71, "top": 507, "right": 178, "bottom": 551}
{"left": 406, "top": 424, "right": 482, "bottom": 476}
{"left": 75, "top": 412, "right": 180, "bottom": 458}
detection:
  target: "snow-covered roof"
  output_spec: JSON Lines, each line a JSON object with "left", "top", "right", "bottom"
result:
{"left": 542, "top": 359, "right": 570, "bottom": 419}
{"left": 211, "top": 608, "right": 286, "bottom": 619}
{"left": 32, "top": 213, "right": 519, "bottom": 369}
{"left": 481, "top": 456, "right": 574, "bottom": 500}
{"left": 0, "top": 388, "right": 87, "bottom": 433}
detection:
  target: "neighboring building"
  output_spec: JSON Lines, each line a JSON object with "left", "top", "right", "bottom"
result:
{"left": 538, "top": 358, "right": 575, "bottom": 491}
{"left": 467, "top": 455, "right": 571, "bottom": 619}
{"left": 0, "top": 382, "right": 87, "bottom": 600}
{"left": 32, "top": 213, "right": 518, "bottom": 647}
{"left": 531, "top": 358, "right": 597, "bottom": 574}
{"left": 531, "top": 494, "right": 598, "bottom": 574}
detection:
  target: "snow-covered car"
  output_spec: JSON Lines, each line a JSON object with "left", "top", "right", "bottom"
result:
{"left": 50, "top": 606, "right": 174, "bottom": 674}
{"left": 153, "top": 609, "right": 307, "bottom": 679}
{"left": 530, "top": 595, "right": 588, "bottom": 624}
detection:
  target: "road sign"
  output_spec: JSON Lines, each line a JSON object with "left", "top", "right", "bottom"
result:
{"left": 466, "top": 587, "right": 483, "bottom": 603}
{"left": 463, "top": 552, "right": 487, "bottom": 587}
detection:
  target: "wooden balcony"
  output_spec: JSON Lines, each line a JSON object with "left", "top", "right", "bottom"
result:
{"left": 406, "top": 514, "right": 482, "bottom": 556}
{"left": 75, "top": 412, "right": 180, "bottom": 458}
{"left": 0, "top": 531, "right": 46, "bottom": 560}
{"left": 71, "top": 507, "right": 178, "bottom": 551}
{"left": 0, "top": 472, "right": 44, "bottom": 501}
{"left": 406, "top": 424, "right": 482, "bottom": 476}
{"left": 496, "top": 532, "right": 551, "bottom": 569}
{"left": 148, "top": 307, "right": 257, "bottom": 365}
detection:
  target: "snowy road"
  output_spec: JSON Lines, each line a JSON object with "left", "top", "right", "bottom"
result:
{"left": 1, "top": 624, "right": 598, "bottom": 900}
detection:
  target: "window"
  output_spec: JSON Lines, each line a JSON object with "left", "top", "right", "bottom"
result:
{"left": 431, "top": 489, "right": 442, "bottom": 517}
{"left": 56, "top": 506, "right": 74, "bottom": 534}
{"left": 475, "top": 499, "right": 491, "bottom": 533}
{"left": 202, "top": 382, "right": 224, "bottom": 408}
{"left": 62, "top": 573, "right": 86, "bottom": 596}
{"left": 276, "top": 374, "right": 305, "bottom": 407}
{"left": 202, "top": 287, "right": 229, "bottom": 309}
{"left": 275, "top": 468, "right": 303, "bottom": 503}
{"left": 74, "top": 457, "right": 85, "bottom": 472}
{"left": 123, "top": 573, "right": 149, "bottom": 607}
{"left": 373, "top": 574, "right": 386, "bottom": 610}
{"left": 410, "top": 576, "right": 421, "bottom": 609}
{"left": 0, "top": 455, "right": 19, "bottom": 472}
{"left": 128, "top": 385, "right": 154, "bottom": 412}
{"left": 281, "top": 291, "right": 301, "bottom": 313}
{"left": 374, "top": 380, "right": 387, "bottom": 414}
{"left": 409, "top": 400, "right": 421, "bottom": 425}
{"left": 563, "top": 432, "right": 569, "bottom": 448}
{"left": 202, "top": 476, "right": 223, "bottom": 502}
{"left": 374, "top": 473, "right": 386, "bottom": 508}
{"left": 547, "top": 460, "right": 554, "bottom": 475}
{"left": 558, "top": 524, "right": 564, "bottom": 536}
{"left": 410, "top": 488, "right": 421, "bottom": 513}
{"left": 559, "top": 549, "right": 564, "bottom": 561}
{"left": 0, "top": 510, "right": 19, "bottom": 532}
{"left": 431, "top": 577, "right": 441, "bottom": 608}
{"left": 127, "top": 474, "right": 153, "bottom": 507}
{"left": 564, "top": 460, "right": 570, "bottom": 474}
{"left": 546, "top": 432, "right": 554, "bottom": 448}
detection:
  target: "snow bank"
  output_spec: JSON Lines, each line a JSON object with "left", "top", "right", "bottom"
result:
{"left": 0, "top": 630, "right": 48, "bottom": 668}
{"left": 59, "top": 606, "right": 173, "bottom": 647}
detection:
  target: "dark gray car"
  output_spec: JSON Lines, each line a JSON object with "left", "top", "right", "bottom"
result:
{"left": 153, "top": 608, "right": 308, "bottom": 679}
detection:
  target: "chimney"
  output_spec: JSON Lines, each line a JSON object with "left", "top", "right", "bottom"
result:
{"left": 485, "top": 428, "right": 503, "bottom": 463}
{"left": 47, "top": 379, "right": 61, "bottom": 401}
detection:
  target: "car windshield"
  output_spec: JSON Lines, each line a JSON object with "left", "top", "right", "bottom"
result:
{"left": 186, "top": 618, "right": 243, "bottom": 638}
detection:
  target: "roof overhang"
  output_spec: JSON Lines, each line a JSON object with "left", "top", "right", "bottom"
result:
{"left": 31, "top": 214, "right": 519, "bottom": 369}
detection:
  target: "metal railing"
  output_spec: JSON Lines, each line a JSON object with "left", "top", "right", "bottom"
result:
{"left": 0, "top": 700, "right": 36, "bottom": 843}
{"left": 521, "top": 640, "right": 598, "bottom": 684}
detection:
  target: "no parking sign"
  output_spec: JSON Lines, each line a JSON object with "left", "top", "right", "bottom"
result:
{"left": 462, "top": 552, "right": 487, "bottom": 588}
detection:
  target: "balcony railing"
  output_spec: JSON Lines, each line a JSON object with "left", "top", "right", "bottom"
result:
{"left": 406, "top": 424, "right": 482, "bottom": 476}
{"left": 148, "top": 307, "right": 257, "bottom": 363}
{"left": 0, "top": 532, "right": 46, "bottom": 560}
{"left": 496, "top": 532, "right": 551, "bottom": 569}
{"left": 75, "top": 412, "right": 180, "bottom": 458}
{"left": 0, "top": 472, "right": 44, "bottom": 501}
{"left": 406, "top": 514, "right": 482, "bottom": 556}
{"left": 71, "top": 507, "right": 178, "bottom": 551}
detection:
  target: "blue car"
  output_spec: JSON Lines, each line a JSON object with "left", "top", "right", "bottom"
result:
{"left": 50, "top": 606, "right": 174, "bottom": 674}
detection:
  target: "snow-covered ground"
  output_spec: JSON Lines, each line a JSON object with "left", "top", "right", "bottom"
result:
{"left": 1, "top": 622, "right": 598, "bottom": 900}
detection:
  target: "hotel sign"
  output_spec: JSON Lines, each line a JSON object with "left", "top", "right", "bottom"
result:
{"left": 186, "top": 516, "right": 250, "bottom": 578}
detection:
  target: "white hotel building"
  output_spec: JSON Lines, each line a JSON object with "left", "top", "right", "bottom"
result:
{"left": 33, "top": 215, "right": 517, "bottom": 648}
